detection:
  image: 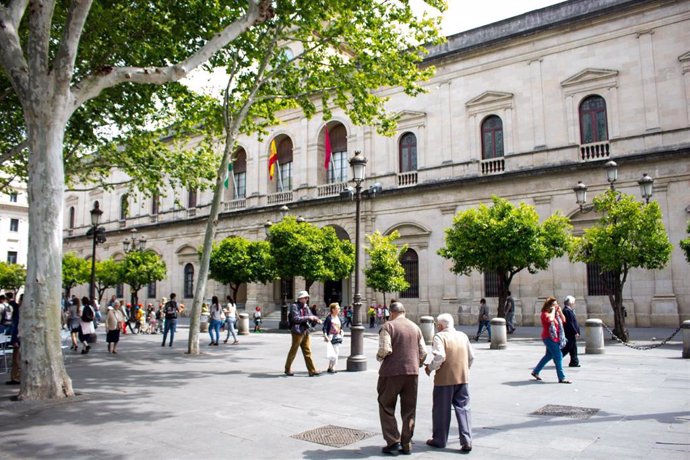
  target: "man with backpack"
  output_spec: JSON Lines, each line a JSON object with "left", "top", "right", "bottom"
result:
{"left": 161, "top": 293, "right": 179, "bottom": 347}
{"left": 0, "top": 294, "right": 12, "bottom": 334}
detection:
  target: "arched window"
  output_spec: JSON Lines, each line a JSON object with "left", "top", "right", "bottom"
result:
{"left": 120, "top": 194, "right": 129, "bottom": 220}
{"left": 399, "top": 133, "right": 417, "bottom": 172}
{"left": 233, "top": 149, "right": 247, "bottom": 199}
{"left": 327, "top": 124, "right": 348, "bottom": 184}
{"left": 579, "top": 95, "right": 608, "bottom": 144}
{"left": 69, "top": 206, "right": 75, "bottom": 229}
{"left": 187, "top": 189, "right": 198, "bottom": 208}
{"left": 481, "top": 116, "right": 504, "bottom": 159}
{"left": 400, "top": 248, "right": 419, "bottom": 298}
{"left": 277, "top": 137, "right": 293, "bottom": 192}
{"left": 184, "top": 263, "right": 194, "bottom": 299}
{"left": 151, "top": 192, "right": 160, "bottom": 215}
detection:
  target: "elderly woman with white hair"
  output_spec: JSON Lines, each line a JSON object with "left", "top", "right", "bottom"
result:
{"left": 561, "top": 295, "right": 581, "bottom": 367}
{"left": 424, "top": 313, "right": 474, "bottom": 453}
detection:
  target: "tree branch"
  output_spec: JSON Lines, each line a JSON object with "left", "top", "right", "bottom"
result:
{"left": 0, "top": 139, "right": 28, "bottom": 165}
{"left": 6, "top": 0, "right": 29, "bottom": 27}
{"left": 0, "top": 7, "right": 30, "bottom": 99}
{"left": 53, "top": 0, "right": 93, "bottom": 92}
{"left": 70, "top": 0, "right": 273, "bottom": 115}
{"left": 27, "top": 0, "right": 56, "bottom": 79}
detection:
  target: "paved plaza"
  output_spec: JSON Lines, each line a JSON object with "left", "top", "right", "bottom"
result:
{"left": 1, "top": 318, "right": 688, "bottom": 459}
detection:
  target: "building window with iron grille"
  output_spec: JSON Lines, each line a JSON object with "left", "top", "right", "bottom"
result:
{"left": 7, "top": 251, "right": 18, "bottom": 264}
{"left": 579, "top": 95, "right": 608, "bottom": 144}
{"left": 184, "top": 263, "right": 194, "bottom": 299}
{"left": 587, "top": 262, "right": 613, "bottom": 296}
{"left": 400, "top": 248, "right": 419, "bottom": 298}
{"left": 327, "top": 124, "right": 348, "bottom": 184}
{"left": 148, "top": 281, "right": 157, "bottom": 299}
{"left": 120, "top": 194, "right": 129, "bottom": 220}
{"left": 9, "top": 218, "right": 19, "bottom": 232}
{"left": 277, "top": 137, "right": 293, "bottom": 192}
{"left": 116, "top": 283, "right": 124, "bottom": 298}
{"left": 69, "top": 206, "right": 75, "bottom": 229}
{"left": 484, "top": 271, "right": 500, "bottom": 298}
{"left": 280, "top": 278, "right": 294, "bottom": 305}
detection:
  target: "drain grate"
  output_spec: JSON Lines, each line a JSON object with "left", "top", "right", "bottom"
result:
{"left": 532, "top": 404, "right": 600, "bottom": 420}
{"left": 291, "top": 425, "right": 376, "bottom": 448}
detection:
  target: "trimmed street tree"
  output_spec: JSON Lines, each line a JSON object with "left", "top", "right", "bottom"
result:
{"left": 439, "top": 196, "right": 572, "bottom": 318}
{"left": 267, "top": 217, "right": 355, "bottom": 292}
{"left": 118, "top": 251, "right": 167, "bottom": 307}
{"left": 364, "top": 231, "right": 409, "bottom": 306}
{"left": 0, "top": 1, "right": 272, "bottom": 399}
{"left": 94, "top": 259, "right": 122, "bottom": 304}
{"left": 681, "top": 221, "right": 690, "bottom": 263}
{"left": 570, "top": 190, "right": 672, "bottom": 342}
{"left": 184, "top": 1, "right": 444, "bottom": 354}
{"left": 208, "top": 236, "right": 275, "bottom": 300}
{"left": 0, "top": 261, "right": 26, "bottom": 292}
{"left": 62, "top": 252, "right": 89, "bottom": 297}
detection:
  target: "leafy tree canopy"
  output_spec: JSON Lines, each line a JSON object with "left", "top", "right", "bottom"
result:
{"left": 62, "top": 253, "right": 90, "bottom": 291}
{"left": 118, "top": 251, "right": 167, "bottom": 295}
{"left": 570, "top": 191, "right": 672, "bottom": 274}
{"left": 364, "top": 230, "right": 409, "bottom": 300}
{"left": 267, "top": 216, "right": 354, "bottom": 290}
{"left": 0, "top": 261, "right": 26, "bottom": 292}
{"left": 439, "top": 196, "right": 572, "bottom": 278}
{"left": 95, "top": 259, "right": 123, "bottom": 303}
{"left": 208, "top": 236, "right": 275, "bottom": 298}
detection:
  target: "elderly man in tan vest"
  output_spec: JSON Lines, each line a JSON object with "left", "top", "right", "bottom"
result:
{"left": 424, "top": 313, "right": 474, "bottom": 453}
{"left": 377, "top": 301, "right": 427, "bottom": 455}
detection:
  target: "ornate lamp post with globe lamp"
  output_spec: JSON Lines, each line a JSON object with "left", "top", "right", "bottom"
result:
{"left": 346, "top": 151, "right": 368, "bottom": 372}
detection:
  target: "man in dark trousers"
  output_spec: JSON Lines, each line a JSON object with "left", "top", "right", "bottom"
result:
{"left": 161, "top": 293, "right": 179, "bottom": 347}
{"left": 425, "top": 313, "right": 474, "bottom": 453}
{"left": 561, "top": 295, "right": 581, "bottom": 367}
{"left": 376, "top": 302, "right": 427, "bottom": 455}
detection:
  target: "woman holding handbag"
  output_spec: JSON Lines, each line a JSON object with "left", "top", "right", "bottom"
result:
{"left": 208, "top": 296, "right": 223, "bottom": 346}
{"left": 322, "top": 303, "right": 343, "bottom": 374}
{"left": 531, "top": 296, "right": 571, "bottom": 384}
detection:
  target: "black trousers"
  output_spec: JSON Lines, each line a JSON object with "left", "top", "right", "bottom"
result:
{"left": 561, "top": 336, "right": 579, "bottom": 366}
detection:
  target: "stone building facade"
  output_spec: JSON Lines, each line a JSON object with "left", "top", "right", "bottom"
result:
{"left": 63, "top": 0, "right": 690, "bottom": 327}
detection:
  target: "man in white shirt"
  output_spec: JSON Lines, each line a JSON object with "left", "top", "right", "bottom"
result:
{"left": 424, "top": 313, "right": 474, "bottom": 453}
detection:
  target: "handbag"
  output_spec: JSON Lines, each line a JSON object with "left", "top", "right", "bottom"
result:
{"left": 331, "top": 334, "right": 343, "bottom": 345}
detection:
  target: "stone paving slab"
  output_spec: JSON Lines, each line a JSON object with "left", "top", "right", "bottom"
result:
{"left": 0, "top": 323, "right": 688, "bottom": 459}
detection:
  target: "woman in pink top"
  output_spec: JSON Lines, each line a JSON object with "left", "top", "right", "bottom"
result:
{"left": 530, "top": 296, "right": 570, "bottom": 384}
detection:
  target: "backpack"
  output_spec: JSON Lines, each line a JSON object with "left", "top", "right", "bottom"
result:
{"left": 81, "top": 305, "right": 94, "bottom": 322}
{"left": 165, "top": 301, "right": 178, "bottom": 320}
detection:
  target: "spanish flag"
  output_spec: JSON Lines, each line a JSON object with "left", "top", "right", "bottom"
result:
{"left": 324, "top": 125, "right": 332, "bottom": 171}
{"left": 268, "top": 139, "right": 278, "bottom": 180}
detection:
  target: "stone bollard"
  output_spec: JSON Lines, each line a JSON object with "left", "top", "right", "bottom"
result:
{"left": 682, "top": 320, "right": 690, "bottom": 359}
{"left": 585, "top": 318, "right": 605, "bottom": 354}
{"left": 419, "top": 316, "right": 435, "bottom": 345}
{"left": 490, "top": 317, "right": 507, "bottom": 350}
{"left": 200, "top": 315, "right": 209, "bottom": 333}
{"left": 238, "top": 312, "right": 250, "bottom": 335}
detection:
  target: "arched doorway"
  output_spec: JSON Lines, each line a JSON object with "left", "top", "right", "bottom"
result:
{"left": 324, "top": 224, "right": 351, "bottom": 307}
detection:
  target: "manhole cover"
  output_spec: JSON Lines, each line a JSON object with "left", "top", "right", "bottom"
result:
{"left": 291, "top": 425, "right": 376, "bottom": 448}
{"left": 532, "top": 404, "right": 599, "bottom": 420}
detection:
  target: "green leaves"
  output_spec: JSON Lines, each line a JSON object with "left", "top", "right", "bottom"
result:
{"left": 208, "top": 236, "right": 275, "bottom": 293}
{"left": 267, "top": 216, "right": 354, "bottom": 290}
{"left": 118, "top": 250, "right": 167, "bottom": 294}
{"left": 438, "top": 196, "right": 572, "bottom": 279}
{"left": 0, "top": 262, "right": 26, "bottom": 292}
{"left": 364, "top": 230, "right": 409, "bottom": 296}
{"left": 679, "top": 221, "right": 690, "bottom": 264}
{"left": 570, "top": 190, "right": 672, "bottom": 274}
{"left": 62, "top": 253, "right": 90, "bottom": 291}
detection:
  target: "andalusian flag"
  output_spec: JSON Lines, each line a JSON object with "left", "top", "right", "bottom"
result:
{"left": 223, "top": 162, "right": 233, "bottom": 189}
{"left": 268, "top": 139, "right": 278, "bottom": 180}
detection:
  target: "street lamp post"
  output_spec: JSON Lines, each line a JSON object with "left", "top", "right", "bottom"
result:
{"left": 347, "top": 151, "right": 367, "bottom": 372}
{"left": 122, "top": 228, "right": 147, "bottom": 253}
{"left": 574, "top": 160, "right": 654, "bottom": 211}
{"left": 88, "top": 202, "right": 104, "bottom": 301}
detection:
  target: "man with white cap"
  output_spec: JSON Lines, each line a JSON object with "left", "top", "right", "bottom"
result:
{"left": 285, "top": 290, "right": 322, "bottom": 376}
